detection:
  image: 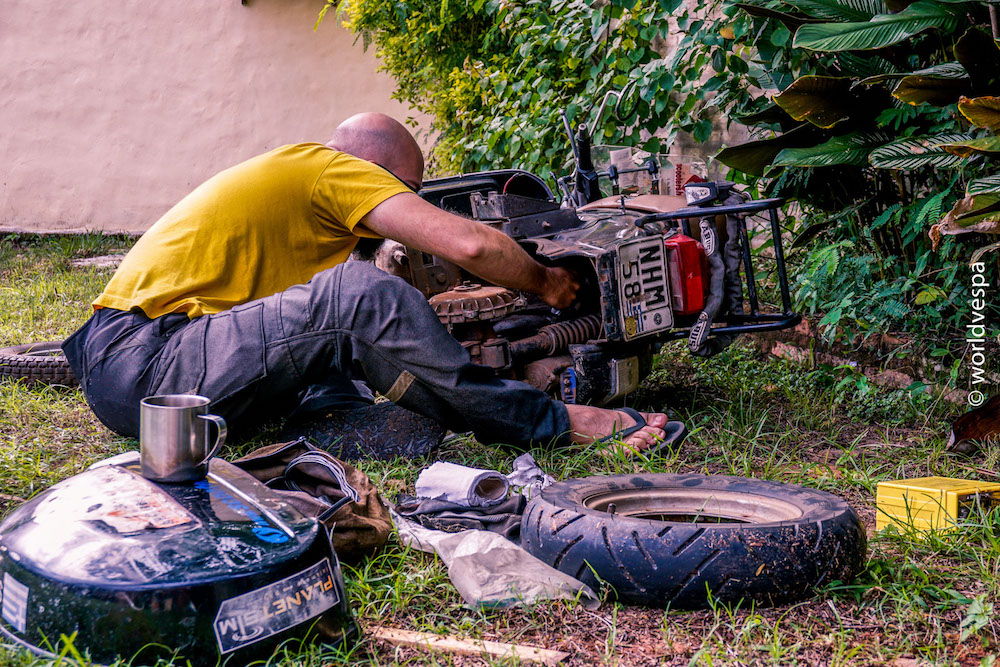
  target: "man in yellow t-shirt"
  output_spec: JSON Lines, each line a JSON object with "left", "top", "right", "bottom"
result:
{"left": 63, "top": 113, "right": 671, "bottom": 452}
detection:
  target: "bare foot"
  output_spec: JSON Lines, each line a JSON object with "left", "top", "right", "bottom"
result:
{"left": 565, "top": 404, "right": 669, "bottom": 453}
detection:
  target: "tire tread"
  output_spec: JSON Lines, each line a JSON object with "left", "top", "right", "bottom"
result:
{"left": 521, "top": 473, "right": 867, "bottom": 609}
{"left": 0, "top": 342, "right": 77, "bottom": 387}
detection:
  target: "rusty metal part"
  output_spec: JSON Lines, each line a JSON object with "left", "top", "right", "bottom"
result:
{"left": 446, "top": 320, "right": 497, "bottom": 366}
{"left": 429, "top": 283, "right": 524, "bottom": 325}
{"left": 522, "top": 355, "right": 572, "bottom": 393}
{"left": 508, "top": 314, "right": 603, "bottom": 362}
{"left": 481, "top": 338, "right": 511, "bottom": 369}
{"left": 459, "top": 339, "right": 481, "bottom": 364}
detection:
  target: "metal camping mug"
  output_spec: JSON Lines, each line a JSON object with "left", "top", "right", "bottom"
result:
{"left": 139, "top": 394, "right": 227, "bottom": 483}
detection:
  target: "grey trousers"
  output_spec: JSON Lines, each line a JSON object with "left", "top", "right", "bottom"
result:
{"left": 63, "top": 261, "right": 573, "bottom": 449}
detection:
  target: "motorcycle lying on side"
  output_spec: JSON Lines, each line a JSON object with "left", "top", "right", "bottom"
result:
{"left": 367, "top": 101, "right": 867, "bottom": 611}
{"left": 373, "top": 91, "right": 801, "bottom": 407}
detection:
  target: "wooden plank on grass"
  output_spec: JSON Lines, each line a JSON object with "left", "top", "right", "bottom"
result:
{"left": 370, "top": 626, "right": 570, "bottom": 665}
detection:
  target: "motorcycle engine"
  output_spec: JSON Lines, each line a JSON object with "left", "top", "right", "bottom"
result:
{"left": 428, "top": 283, "right": 525, "bottom": 369}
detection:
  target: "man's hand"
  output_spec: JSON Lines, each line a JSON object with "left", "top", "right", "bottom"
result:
{"left": 540, "top": 266, "right": 579, "bottom": 309}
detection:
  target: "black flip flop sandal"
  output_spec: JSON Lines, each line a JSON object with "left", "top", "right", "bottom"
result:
{"left": 598, "top": 407, "right": 688, "bottom": 455}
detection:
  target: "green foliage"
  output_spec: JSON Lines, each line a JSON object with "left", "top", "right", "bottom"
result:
{"left": 793, "top": 241, "right": 914, "bottom": 337}
{"left": 333, "top": 0, "right": 683, "bottom": 179}
{"left": 968, "top": 174, "right": 1000, "bottom": 195}
{"left": 700, "top": 0, "right": 995, "bottom": 199}
{"left": 960, "top": 594, "right": 996, "bottom": 641}
{"left": 791, "top": 1, "right": 964, "bottom": 52}
{"left": 789, "top": 190, "right": 999, "bottom": 339}
{"left": 867, "top": 133, "right": 970, "bottom": 169}
{"left": 783, "top": 0, "right": 887, "bottom": 22}
{"left": 773, "top": 131, "right": 889, "bottom": 166}
{"left": 329, "top": 0, "right": 1000, "bottom": 341}
{"left": 667, "top": 0, "right": 1000, "bottom": 339}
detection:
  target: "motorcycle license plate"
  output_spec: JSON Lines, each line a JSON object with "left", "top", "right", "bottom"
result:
{"left": 616, "top": 236, "right": 673, "bottom": 340}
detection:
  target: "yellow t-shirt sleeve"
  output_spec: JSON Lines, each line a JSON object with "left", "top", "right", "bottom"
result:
{"left": 311, "top": 153, "right": 412, "bottom": 238}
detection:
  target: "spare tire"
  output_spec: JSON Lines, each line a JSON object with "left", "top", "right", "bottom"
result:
{"left": 521, "top": 473, "right": 866, "bottom": 608}
{"left": 0, "top": 342, "right": 78, "bottom": 386}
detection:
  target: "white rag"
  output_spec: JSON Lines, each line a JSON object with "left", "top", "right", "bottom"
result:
{"left": 506, "top": 452, "right": 555, "bottom": 500}
{"left": 415, "top": 461, "right": 510, "bottom": 508}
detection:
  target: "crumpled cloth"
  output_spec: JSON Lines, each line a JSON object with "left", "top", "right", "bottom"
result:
{"left": 392, "top": 509, "right": 600, "bottom": 610}
{"left": 415, "top": 461, "right": 510, "bottom": 508}
{"left": 394, "top": 494, "right": 525, "bottom": 540}
{"left": 506, "top": 453, "right": 555, "bottom": 500}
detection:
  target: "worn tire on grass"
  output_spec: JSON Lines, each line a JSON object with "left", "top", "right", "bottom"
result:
{"left": 0, "top": 342, "right": 77, "bottom": 386}
{"left": 521, "top": 473, "right": 866, "bottom": 608}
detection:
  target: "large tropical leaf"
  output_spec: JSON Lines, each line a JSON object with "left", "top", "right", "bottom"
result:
{"left": 955, "top": 28, "right": 1000, "bottom": 92}
{"left": 958, "top": 96, "right": 1000, "bottom": 131}
{"left": 937, "top": 194, "right": 1000, "bottom": 232}
{"left": 967, "top": 174, "right": 1000, "bottom": 196}
{"left": 869, "top": 134, "right": 970, "bottom": 169}
{"left": 883, "top": 0, "right": 980, "bottom": 11}
{"left": 736, "top": 2, "right": 818, "bottom": 29}
{"left": 780, "top": 0, "right": 887, "bottom": 22}
{"left": 835, "top": 52, "right": 898, "bottom": 78}
{"left": 930, "top": 194, "right": 1000, "bottom": 250}
{"left": 857, "top": 62, "right": 967, "bottom": 86}
{"left": 735, "top": 103, "right": 796, "bottom": 128}
{"left": 773, "top": 131, "right": 890, "bottom": 167}
{"left": 956, "top": 198, "right": 1000, "bottom": 222}
{"left": 792, "top": 1, "right": 963, "bottom": 52}
{"left": 889, "top": 0, "right": 990, "bottom": 12}
{"left": 970, "top": 241, "right": 1000, "bottom": 264}
{"left": 715, "top": 124, "right": 825, "bottom": 175}
{"left": 791, "top": 218, "right": 837, "bottom": 247}
{"left": 773, "top": 75, "right": 854, "bottom": 128}
{"left": 937, "top": 135, "right": 1000, "bottom": 157}
{"left": 893, "top": 70, "right": 971, "bottom": 106}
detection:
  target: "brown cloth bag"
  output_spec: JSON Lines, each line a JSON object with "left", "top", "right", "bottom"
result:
{"left": 233, "top": 438, "right": 392, "bottom": 562}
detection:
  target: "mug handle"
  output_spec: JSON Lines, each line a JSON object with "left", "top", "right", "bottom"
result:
{"left": 197, "top": 414, "right": 228, "bottom": 468}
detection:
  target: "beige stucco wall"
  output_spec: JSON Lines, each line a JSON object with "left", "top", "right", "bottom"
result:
{"left": 1, "top": 1, "right": 426, "bottom": 233}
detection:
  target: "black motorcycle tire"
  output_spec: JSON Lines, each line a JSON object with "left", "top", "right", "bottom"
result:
{"left": 0, "top": 342, "right": 78, "bottom": 386}
{"left": 521, "top": 473, "right": 866, "bottom": 609}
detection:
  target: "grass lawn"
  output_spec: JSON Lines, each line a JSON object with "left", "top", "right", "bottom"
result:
{"left": 0, "top": 232, "right": 997, "bottom": 666}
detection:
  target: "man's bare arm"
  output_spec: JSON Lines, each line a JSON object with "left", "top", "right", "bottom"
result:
{"left": 360, "top": 192, "right": 579, "bottom": 308}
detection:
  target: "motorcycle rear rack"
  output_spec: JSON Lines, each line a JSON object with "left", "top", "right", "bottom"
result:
{"left": 635, "top": 197, "right": 800, "bottom": 340}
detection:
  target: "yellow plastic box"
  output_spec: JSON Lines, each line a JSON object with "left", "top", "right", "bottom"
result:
{"left": 876, "top": 476, "right": 1000, "bottom": 533}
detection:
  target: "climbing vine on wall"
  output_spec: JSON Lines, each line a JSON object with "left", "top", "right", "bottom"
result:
{"left": 326, "top": 0, "right": 698, "bottom": 179}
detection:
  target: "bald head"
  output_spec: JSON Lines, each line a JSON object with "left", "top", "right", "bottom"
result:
{"left": 326, "top": 113, "right": 424, "bottom": 191}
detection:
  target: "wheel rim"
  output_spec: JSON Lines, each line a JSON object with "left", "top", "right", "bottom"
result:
{"left": 582, "top": 488, "right": 805, "bottom": 524}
